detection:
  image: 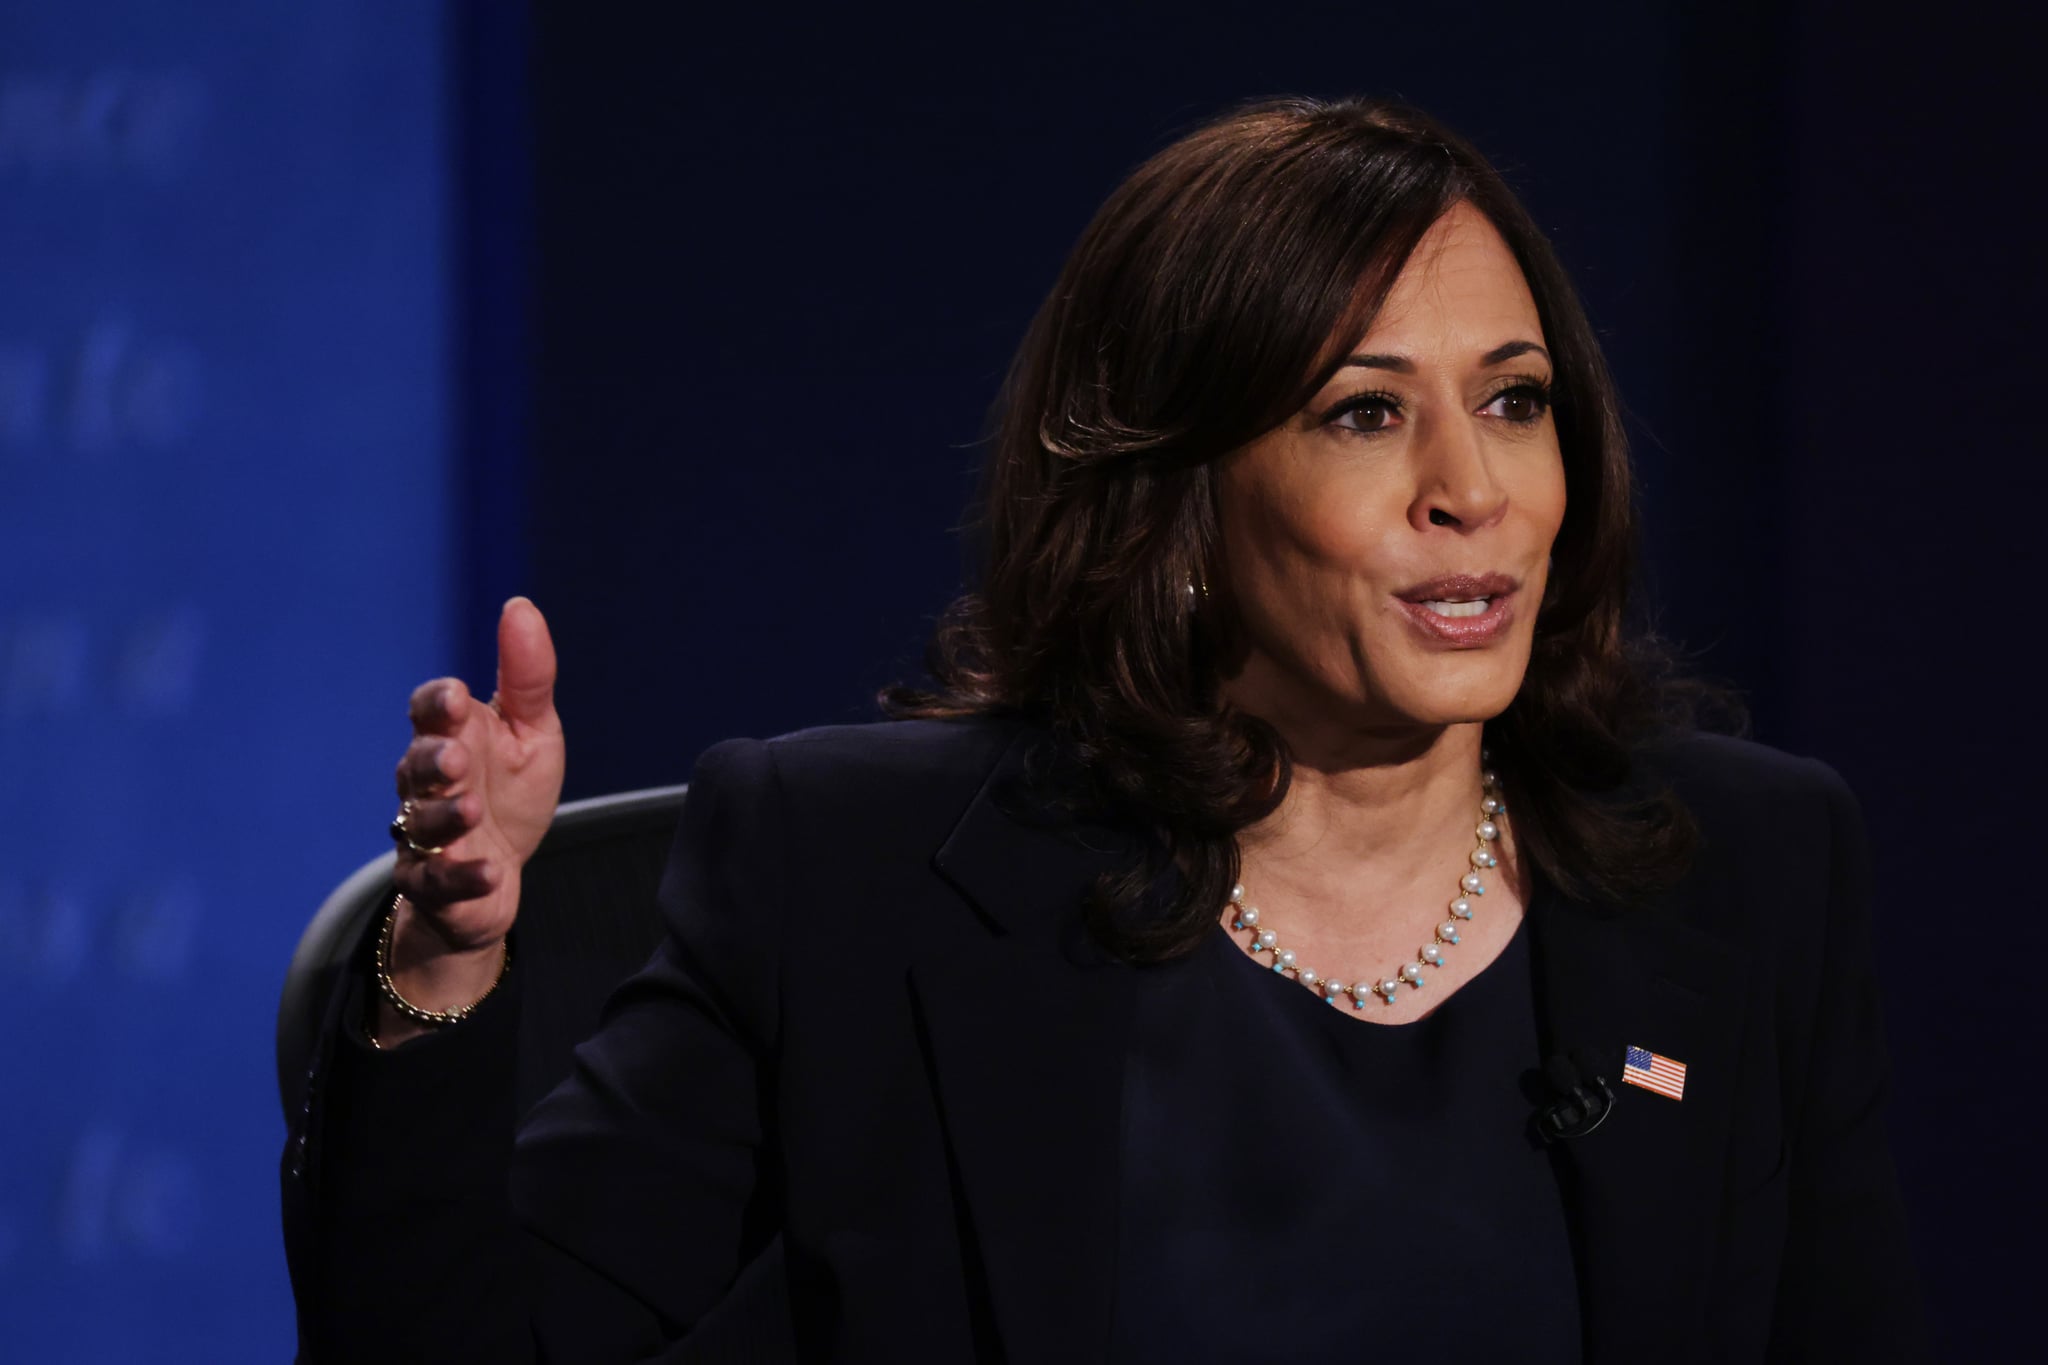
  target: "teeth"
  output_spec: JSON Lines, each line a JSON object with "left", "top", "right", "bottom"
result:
{"left": 1423, "top": 598, "right": 1490, "bottom": 618}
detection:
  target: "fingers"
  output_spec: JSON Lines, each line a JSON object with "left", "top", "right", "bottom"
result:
{"left": 408, "top": 676, "right": 473, "bottom": 738}
{"left": 389, "top": 601, "right": 551, "bottom": 916}
{"left": 394, "top": 732, "right": 473, "bottom": 799}
{"left": 388, "top": 784, "right": 494, "bottom": 912}
{"left": 394, "top": 792, "right": 479, "bottom": 848}
{"left": 393, "top": 848, "right": 498, "bottom": 907}
{"left": 494, "top": 597, "right": 558, "bottom": 730}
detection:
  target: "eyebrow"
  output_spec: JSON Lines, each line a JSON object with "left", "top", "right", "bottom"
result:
{"left": 1338, "top": 340, "right": 1550, "bottom": 373}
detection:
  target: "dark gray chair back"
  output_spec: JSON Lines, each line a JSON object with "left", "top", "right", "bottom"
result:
{"left": 276, "top": 785, "right": 689, "bottom": 1119}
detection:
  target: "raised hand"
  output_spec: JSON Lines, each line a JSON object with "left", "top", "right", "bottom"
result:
{"left": 378, "top": 597, "right": 565, "bottom": 1036}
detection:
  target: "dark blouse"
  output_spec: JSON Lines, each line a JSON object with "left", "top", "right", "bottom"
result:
{"left": 1111, "top": 905, "right": 1583, "bottom": 1361}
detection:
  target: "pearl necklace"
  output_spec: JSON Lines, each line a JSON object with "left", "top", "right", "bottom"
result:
{"left": 1226, "top": 766, "right": 1505, "bottom": 1009}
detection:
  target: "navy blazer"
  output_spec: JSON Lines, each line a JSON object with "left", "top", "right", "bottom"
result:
{"left": 284, "top": 714, "right": 1930, "bottom": 1363}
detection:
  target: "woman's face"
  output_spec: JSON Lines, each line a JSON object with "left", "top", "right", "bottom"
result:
{"left": 1215, "top": 200, "right": 1566, "bottom": 739}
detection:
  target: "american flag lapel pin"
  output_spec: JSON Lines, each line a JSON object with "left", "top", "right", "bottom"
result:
{"left": 1622, "top": 1044, "right": 1687, "bottom": 1102}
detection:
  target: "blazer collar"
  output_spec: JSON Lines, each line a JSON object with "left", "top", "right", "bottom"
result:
{"left": 914, "top": 722, "right": 1745, "bottom": 1365}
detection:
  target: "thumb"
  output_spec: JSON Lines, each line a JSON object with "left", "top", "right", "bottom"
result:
{"left": 495, "top": 596, "right": 559, "bottom": 728}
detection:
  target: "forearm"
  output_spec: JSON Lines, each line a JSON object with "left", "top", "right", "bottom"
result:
{"left": 302, "top": 945, "right": 531, "bottom": 1362}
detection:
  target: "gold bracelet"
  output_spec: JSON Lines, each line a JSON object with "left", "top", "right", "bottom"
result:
{"left": 374, "top": 893, "right": 512, "bottom": 1028}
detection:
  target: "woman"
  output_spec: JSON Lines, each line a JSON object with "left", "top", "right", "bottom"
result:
{"left": 285, "top": 96, "right": 1927, "bottom": 1362}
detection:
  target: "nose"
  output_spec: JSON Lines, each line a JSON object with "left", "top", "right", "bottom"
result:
{"left": 1408, "top": 411, "right": 1508, "bottom": 533}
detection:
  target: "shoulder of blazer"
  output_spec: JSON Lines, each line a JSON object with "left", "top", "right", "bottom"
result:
{"left": 1627, "top": 728, "right": 1858, "bottom": 888}
{"left": 1632, "top": 727, "right": 1854, "bottom": 816}
{"left": 739, "top": 712, "right": 1132, "bottom": 959}
{"left": 750, "top": 711, "right": 1043, "bottom": 844}
{"left": 1617, "top": 729, "right": 1869, "bottom": 1012}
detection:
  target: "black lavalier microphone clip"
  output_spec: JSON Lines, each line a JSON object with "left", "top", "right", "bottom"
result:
{"left": 1534, "top": 1049, "right": 1616, "bottom": 1144}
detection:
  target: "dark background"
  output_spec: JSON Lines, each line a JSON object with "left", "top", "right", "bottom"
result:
{"left": 2, "top": 1, "right": 2024, "bottom": 1357}
{"left": 504, "top": 6, "right": 2024, "bottom": 1360}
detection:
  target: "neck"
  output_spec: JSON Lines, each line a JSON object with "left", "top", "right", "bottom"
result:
{"left": 1233, "top": 710, "right": 1494, "bottom": 924}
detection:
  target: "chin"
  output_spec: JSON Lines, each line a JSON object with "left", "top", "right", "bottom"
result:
{"left": 1379, "top": 669, "right": 1525, "bottom": 729}
{"left": 1403, "top": 699, "right": 1515, "bottom": 729}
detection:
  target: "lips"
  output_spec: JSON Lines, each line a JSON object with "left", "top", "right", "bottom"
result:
{"left": 1392, "top": 572, "right": 1520, "bottom": 646}
{"left": 1395, "top": 572, "right": 1520, "bottom": 605}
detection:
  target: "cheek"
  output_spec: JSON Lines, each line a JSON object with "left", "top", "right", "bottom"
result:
{"left": 1517, "top": 451, "right": 1568, "bottom": 610}
{"left": 1232, "top": 489, "right": 1416, "bottom": 676}
{"left": 1515, "top": 445, "right": 1569, "bottom": 541}
{"left": 1237, "top": 465, "right": 1408, "bottom": 579}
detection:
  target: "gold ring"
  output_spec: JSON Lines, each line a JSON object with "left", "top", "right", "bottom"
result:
{"left": 388, "top": 798, "right": 446, "bottom": 857}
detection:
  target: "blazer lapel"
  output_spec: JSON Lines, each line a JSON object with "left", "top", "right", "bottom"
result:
{"left": 1529, "top": 882, "right": 1747, "bottom": 1364}
{"left": 911, "top": 724, "right": 1139, "bottom": 1365}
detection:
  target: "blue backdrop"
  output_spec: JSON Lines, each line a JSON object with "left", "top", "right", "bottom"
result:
{"left": 2, "top": 1, "right": 2027, "bottom": 1359}
{"left": 1, "top": 2, "right": 451, "bottom": 1358}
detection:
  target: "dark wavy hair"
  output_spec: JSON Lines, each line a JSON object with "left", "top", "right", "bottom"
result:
{"left": 882, "top": 94, "right": 1720, "bottom": 962}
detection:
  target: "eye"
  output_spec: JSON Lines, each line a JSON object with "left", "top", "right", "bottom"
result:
{"left": 1483, "top": 380, "right": 1552, "bottom": 424}
{"left": 1325, "top": 390, "right": 1403, "bottom": 435}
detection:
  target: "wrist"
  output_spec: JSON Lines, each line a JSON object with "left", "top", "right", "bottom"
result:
{"left": 385, "top": 933, "right": 505, "bottom": 1013}
{"left": 365, "top": 894, "right": 512, "bottom": 1051}
{"left": 388, "top": 892, "right": 511, "bottom": 988}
